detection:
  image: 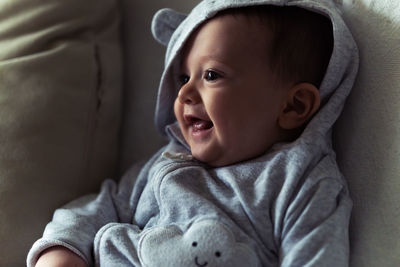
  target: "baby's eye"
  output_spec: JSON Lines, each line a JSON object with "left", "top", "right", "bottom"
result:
{"left": 180, "top": 75, "right": 190, "bottom": 86}
{"left": 204, "top": 70, "right": 221, "bottom": 82}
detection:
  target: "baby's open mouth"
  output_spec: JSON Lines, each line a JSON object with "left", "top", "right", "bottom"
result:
{"left": 184, "top": 115, "right": 214, "bottom": 131}
{"left": 192, "top": 119, "right": 213, "bottom": 131}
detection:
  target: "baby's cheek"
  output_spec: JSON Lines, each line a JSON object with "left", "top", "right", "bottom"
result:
{"left": 173, "top": 100, "right": 191, "bottom": 145}
{"left": 174, "top": 100, "right": 188, "bottom": 132}
{"left": 173, "top": 99, "right": 181, "bottom": 120}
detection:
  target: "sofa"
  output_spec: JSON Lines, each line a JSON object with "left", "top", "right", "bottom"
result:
{"left": 0, "top": 0, "right": 399, "bottom": 266}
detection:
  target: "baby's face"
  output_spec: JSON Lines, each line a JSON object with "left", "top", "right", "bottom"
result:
{"left": 174, "top": 14, "right": 289, "bottom": 167}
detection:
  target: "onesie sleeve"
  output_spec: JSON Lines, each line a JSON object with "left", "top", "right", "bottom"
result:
{"left": 26, "top": 155, "right": 158, "bottom": 267}
{"left": 278, "top": 175, "right": 352, "bottom": 267}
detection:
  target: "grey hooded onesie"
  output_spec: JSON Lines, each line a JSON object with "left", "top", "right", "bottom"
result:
{"left": 27, "top": 0, "right": 359, "bottom": 266}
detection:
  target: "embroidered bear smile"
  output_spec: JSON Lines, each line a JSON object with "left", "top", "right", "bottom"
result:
{"left": 195, "top": 256, "right": 208, "bottom": 266}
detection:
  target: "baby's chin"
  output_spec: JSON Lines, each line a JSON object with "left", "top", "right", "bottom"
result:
{"left": 190, "top": 150, "right": 228, "bottom": 167}
{"left": 191, "top": 150, "right": 257, "bottom": 167}
{"left": 191, "top": 142, "right": 277, "bottom": 167}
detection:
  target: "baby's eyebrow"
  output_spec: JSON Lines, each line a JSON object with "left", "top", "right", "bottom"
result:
{"left": 198, "top": 56, "right": 236, "bottom": 72}
{"left": 198, "top": 54, "right": 225, "bottom": 63}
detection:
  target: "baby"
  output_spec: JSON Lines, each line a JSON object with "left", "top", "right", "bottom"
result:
{"left": 28, "top": 0, "right": 358, "bottom": 266}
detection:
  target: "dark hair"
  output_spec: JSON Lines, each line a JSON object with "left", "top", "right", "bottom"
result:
{"left": 217, "top": 6, "right": 333, "bottom": 88}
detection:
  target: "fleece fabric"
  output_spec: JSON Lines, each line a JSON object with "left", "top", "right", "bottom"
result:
{"left": 27, "top": 0, "right": 358, "bottom": 266}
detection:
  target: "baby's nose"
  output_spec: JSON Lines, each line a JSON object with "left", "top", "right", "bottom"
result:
{"left": 178, "top": 83, "right": 201, "bottom": 104}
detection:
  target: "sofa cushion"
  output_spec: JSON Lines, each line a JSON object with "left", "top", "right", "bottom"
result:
{"left": 0, "top": 0, "right": 122, "bottom": 265}
{"left": 335, "top": 0, "right": 400, "bottom": 266}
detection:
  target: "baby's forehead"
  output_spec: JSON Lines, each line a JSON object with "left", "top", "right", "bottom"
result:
{"left": 179, "top": 11, "right": 274, "bottom": 77}
{"left": 212, "top": 7, "right": 274, "bottom": 33}
{"left": 184, "top": 11, "right": 272, "bottom": 53}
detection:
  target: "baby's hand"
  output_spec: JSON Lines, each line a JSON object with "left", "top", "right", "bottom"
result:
{"left": 35, "top": 246, "right": 87, "bottom": 267}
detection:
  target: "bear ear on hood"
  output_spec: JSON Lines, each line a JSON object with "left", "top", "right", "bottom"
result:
{"left": 151, "top": 8, "right": 187, "bottom": 46}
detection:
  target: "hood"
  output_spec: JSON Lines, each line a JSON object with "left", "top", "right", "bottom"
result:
{"left": 151, "top": 0, "right": 358, "bottom": 149}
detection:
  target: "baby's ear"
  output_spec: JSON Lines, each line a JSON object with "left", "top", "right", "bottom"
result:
{"left": 278, "top": 83, "right": 320, "bottom": 130}
{"left": 151, "top": 8, "right": 187, "bottom": 46}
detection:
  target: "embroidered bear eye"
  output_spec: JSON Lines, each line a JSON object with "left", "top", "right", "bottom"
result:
{"left": 192, "top": 242, "right": 198, "bottom": 247}
{"left": 215, "top": 251, "right": 221, "bottom": 257}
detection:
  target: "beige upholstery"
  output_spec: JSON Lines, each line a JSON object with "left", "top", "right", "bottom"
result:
{"left": 0, "top": 0, "right": 122, "bottom": 265}
{"left": 335, "top": 0, "right": 400, "bottom": 266}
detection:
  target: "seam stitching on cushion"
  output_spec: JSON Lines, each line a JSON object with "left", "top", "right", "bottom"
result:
{"left": 94, "top": 44, "right": 103, "bottom": 111}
